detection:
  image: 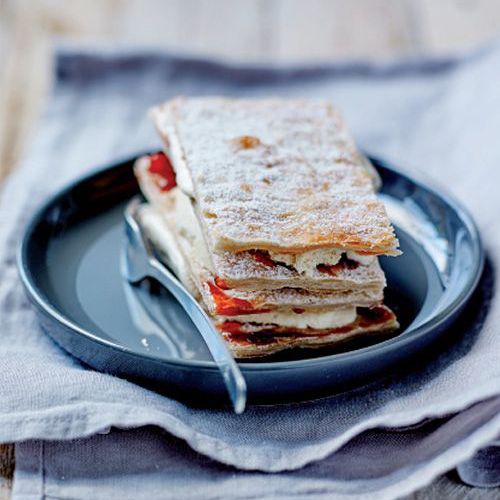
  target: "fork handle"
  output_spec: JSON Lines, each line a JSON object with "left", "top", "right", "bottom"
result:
{"left": 150, "top": 260, "right": 247, "bottom": 413}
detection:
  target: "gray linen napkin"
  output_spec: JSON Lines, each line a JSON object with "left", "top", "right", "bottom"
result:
{"left": 1, "top": 43, "right": 500, "bottom": 499}
{"left": 11, "top": 403, "right": 500, "bottom": 500}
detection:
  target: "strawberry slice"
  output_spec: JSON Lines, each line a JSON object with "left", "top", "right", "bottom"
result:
{"left": 248, "top": 249, "right": 277, "bottom": 267}
{"left": 148, "top": 152, "right": 177, "bottom": 192}
{"left": 207, "top": 282, "right": 270, "bottom": 316}
{"left": 218, "top": 321, "right": 244, "bottom": 334}
{"left": 317, "top": 256, "right": 359, "bottom": 275}
{"left": 214, "top": 276, "right": 231, "bottom": 290}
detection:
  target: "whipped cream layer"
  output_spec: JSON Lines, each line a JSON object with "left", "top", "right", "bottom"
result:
{"left": 222, "top": 306, "right": 357, "bottom": 330}
{"left": 161, "top": 138, "right": 194, "bottom": 196}
{"left": 269, "top": 249, "right": 375, "bottom": 275}
{"left": 174, "top": 186, "right": 214, "bottom": 271}
{"left": 139, "top": 205, "right": 188, "bottom": 281}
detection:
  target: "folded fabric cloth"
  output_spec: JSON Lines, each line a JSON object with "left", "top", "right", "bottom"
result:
{"left": 1, "top": 43, "right": 500, "bottom": 499}
{"left": 11, "top": 403, "right": 500, "bottom": 500}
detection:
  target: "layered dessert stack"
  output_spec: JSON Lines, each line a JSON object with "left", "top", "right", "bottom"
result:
{"left": 134, "top": 97, "right": 400, "bottom": 358}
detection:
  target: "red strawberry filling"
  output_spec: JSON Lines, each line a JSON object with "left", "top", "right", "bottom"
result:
{"left": 148, "top": 152, "right": 177, "bottom": 192}
{"left": 248, "top": 250, "right": 277, "bottom": 267}
{"left": 317, "top": 256, "right": 359, "bottom": 275}
{"left": 207, "top": 281, "right": 270, "bottom": 316}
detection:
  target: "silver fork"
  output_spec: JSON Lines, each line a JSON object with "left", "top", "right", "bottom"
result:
{"left": 122, "top": 197, "right": 247, "bottom": 414}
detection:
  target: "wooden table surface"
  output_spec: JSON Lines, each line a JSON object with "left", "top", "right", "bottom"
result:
{"left": 1, "top": 1, "right": 499, "bottom": 498}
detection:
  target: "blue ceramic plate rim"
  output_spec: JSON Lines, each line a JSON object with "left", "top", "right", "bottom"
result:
{"left": 18, "top": 152, "right": 484, "bottom": 372}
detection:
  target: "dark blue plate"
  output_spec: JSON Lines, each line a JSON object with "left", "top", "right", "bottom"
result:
{"left": 18, "top": 154, "right": 483, "bottom": 406}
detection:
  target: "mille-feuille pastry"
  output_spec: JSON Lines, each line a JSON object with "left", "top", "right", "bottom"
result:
{"left": 134, "top": 97, "right": 400, "bottom": 358}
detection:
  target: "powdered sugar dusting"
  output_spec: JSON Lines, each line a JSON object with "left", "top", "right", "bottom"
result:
{"left": 152, "top": 97, "right": 399, "bottom": 254}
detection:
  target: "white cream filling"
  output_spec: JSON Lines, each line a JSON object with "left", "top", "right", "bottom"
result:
{"left": 346, "top": 251, "right": 375, "bottom": 266}
{"left": 174, "top": 189, "right": 215, "bottom": 272}
{"left": 269, "top": 249, "right": 342, "bottom": 274}
{"left": 163, "top": 126, "right": 195, "bottom": 196}
{"left": 269, "top": 248, "right": 375, "bottom": 276}
{"left": 223, "top": 306, "right": 356, "bottom": 330}
{"left": 138, "top": 205, "right": 187, "bottom": 279}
